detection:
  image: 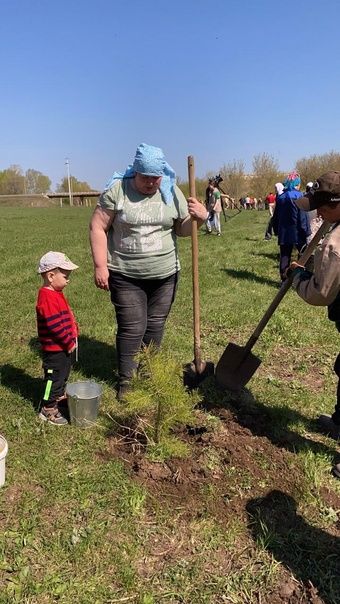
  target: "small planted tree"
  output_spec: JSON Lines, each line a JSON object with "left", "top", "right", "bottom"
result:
{"left": 120, "top": 346, "right": 202, "bottom": 460}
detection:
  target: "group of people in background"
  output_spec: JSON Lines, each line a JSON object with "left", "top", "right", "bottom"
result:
{"left": 239, "top": 195, "right": 264, "bottom": 210}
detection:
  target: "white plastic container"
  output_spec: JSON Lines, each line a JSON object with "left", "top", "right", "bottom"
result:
{"left": 0, "top": 435, "right": 8, "bottom": 487}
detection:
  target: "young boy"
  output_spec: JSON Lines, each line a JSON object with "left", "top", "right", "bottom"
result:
{"left": 36, "top": 251, "right": 79, "bottom": 425}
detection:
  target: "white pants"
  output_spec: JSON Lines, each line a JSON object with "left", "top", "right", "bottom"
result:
{"left": 207, "top": 212, "right": 221, "bottom": 233}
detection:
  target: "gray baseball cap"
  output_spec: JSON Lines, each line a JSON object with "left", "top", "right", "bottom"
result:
{"left": 38, "top": 251, "right": 79, "bottom": 274}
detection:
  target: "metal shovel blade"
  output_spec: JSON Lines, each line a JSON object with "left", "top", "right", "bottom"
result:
{"left": 215, "top": 342, "right": 262, "bottom": 391}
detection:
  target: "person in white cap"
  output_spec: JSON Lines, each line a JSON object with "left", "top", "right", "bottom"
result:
{"left": 264, "top": 184, "right": 283, "bottom": 240}
{"left": 305, "top": 181, "right": 323, "bottom": 243}
{"left": 36, "top": 251, "right": 79, "bottom": 425}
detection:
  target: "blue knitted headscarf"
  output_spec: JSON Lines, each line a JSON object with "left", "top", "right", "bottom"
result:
{"left": 104, "top": 143, "right": 176, "bottom": 205}
{"left": 283, "top": 171, "right": 301, "bottom": 191}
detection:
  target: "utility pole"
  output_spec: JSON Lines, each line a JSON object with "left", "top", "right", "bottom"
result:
{"left": 65, "top": 157, "right": 73, "bottom": 206}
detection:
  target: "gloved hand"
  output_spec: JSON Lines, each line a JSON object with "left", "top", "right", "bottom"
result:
{"left": 285, "top": 261, "right": 305, "bottom": 279}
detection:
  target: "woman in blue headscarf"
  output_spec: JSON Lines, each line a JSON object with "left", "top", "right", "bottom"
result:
{"left": 272, "top": 171, "right": 311, "bottom": 282}
{"left": 90, "top": 143, "right": 208, "bottom": 400}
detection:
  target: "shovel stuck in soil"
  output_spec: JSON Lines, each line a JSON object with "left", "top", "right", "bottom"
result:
{"left": 183, "top": 156, "right": 214, "bottom": 389}
{"left": 216, "top": 220, "right": 331, "bottom": 391}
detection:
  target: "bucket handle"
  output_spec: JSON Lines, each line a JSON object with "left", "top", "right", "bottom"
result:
{"left": 70, "top": 393, "right": 79, "bottom": 401}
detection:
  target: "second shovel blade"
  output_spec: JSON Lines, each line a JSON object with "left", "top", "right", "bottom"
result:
{"left": 215, "top": 342, "right": 262, "bottom": 391}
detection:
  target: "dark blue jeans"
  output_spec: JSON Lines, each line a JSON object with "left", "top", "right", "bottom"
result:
{"left": 109, "top": 271, "right": 179, "bottom": 386}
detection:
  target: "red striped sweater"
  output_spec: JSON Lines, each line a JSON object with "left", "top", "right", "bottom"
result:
{"left": 36, "top": 287, "right": 78, "bottom": 352}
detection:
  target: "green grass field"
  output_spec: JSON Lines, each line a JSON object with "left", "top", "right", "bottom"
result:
{"left": 0, "top": 207, "right": 339, "bottom": 604}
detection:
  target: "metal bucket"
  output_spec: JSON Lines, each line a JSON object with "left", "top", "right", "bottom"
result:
{"left": 66, "top": 381, "right": 102, "bottom": 428}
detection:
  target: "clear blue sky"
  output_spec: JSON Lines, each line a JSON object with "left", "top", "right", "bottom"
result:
{"left": 1, "top": 0, "right": 340, "bottom": 190}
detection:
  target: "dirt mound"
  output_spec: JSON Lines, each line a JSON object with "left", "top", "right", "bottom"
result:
{"left": 108, "top": 409, "right": 307, "bottom": 521}
{"left": 103, "top": 406, "right": 340, "bottom": 603}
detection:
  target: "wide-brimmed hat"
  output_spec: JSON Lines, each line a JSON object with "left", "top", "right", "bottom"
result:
{"left": 296, "top": 171, "right": 340, "bottom": 211}
{"left": 38, "top": 251, "right": 79, "bottom": 274}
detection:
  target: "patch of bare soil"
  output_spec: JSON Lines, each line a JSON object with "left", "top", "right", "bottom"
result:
{"left": 103, "top": 408, "right": 340, "bottom": 604}
{"left": 261, "top": 346, "right": 325, "bottom": 392}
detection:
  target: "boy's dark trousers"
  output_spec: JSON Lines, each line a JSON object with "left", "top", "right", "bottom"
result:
{"left": 41, "top": 351, "right": 72, "bottom": 408}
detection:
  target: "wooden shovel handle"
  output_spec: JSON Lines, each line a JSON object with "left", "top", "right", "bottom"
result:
{"left": 243, "top": 220, "right": 331, "bottom": 355}
{"left": 188, "top": 156, "right": 202, "bottom": 371}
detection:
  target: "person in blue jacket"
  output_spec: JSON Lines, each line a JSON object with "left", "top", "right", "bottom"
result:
{"left": 272, "top": 171, "right": 311, "bottom": 281}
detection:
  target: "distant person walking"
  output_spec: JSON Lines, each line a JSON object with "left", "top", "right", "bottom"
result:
{"left": 272, "top": 171, "right": 310, "bottom": 281}
{"left": 305, "top": 181, "right": 323, "bottom": 242}
{"left": 206, "top": 181, "right": 222, "bottom": 235}
{"left": 266, "top": 191, "right": 276, "bottom": 217}
{"left": 264, "top": 184, "right": 283, "bottom": 240}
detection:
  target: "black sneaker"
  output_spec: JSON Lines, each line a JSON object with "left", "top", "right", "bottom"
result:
{"left": 39, "top": 405, "right": 68, "bottom": 426}
{"left": 317, "top": 414, "right": 340, "bottom": 440}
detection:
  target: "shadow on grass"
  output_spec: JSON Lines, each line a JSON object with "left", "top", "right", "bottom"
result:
{"left": 0, "top": 364, "right": 41, "bottom": 410}
{"left": 76, "top": 335, "right": 117, "bottom": 384}
{"left": 246, "top": 490, "right": 340, "bottom": 604}
{"left": 199, "top": 378, "right": 338, "bottom": 460}
{"left": 222, "top": 210, "right": 242, "bottom": 222}
{"left": 222, "top": 268, "right": 279, "bottom": 289}
{"left": 29, "top": 335, "right": 117, "bottom": 385}
{"left": 254, "top": 251, "right": 279, "bottom": 261}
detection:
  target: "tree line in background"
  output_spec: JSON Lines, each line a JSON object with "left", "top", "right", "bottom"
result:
{"left": 1, "top": 150, "right": 340, "bottom": 199}
{"left": 0, "top": 165, "right": 94, "bottom": 196}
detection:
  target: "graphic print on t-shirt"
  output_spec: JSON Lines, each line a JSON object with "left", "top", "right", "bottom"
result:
{"left": 117, "top": 198, "right": 166, "bottom": 253}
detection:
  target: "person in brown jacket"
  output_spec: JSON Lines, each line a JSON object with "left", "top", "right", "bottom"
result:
{"left": 287, "top": 171, "right": 340, "bottom": 478}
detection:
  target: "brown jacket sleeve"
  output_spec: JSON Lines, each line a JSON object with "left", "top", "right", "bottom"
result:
{"left": 293, "top": 225, "right": 340, "bottom": 306}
